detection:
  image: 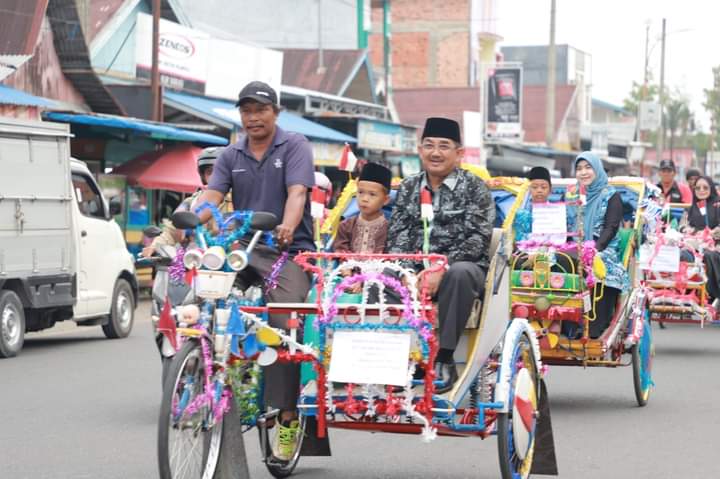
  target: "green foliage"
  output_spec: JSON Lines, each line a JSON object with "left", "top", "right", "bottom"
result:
{"left": 703, "top": 66, "right": 720, "bottom": 147}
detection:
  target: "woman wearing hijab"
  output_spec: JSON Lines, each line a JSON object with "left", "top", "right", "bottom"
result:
{"left": 686, "top": 175, "right": 720, "bottom": 303}
{"left": 566, "top": 152, "right": 629, "bottom": 338}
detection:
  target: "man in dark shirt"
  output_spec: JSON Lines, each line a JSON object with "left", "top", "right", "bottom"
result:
{"left": 386, "top": 117, "right": 495, "bottom": 393}
{"left": 193, "top": 81, "right": 313, "bottom": 461}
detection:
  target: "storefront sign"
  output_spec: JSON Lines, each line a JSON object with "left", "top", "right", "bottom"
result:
{"left": 358, "top": 119, "right": 416, "bottom": 153}
{"left": 135, "top": 13, "right": 209, "bottom": 93}
{"left": 485, "top": 66, "right": 522, "bottom": 139}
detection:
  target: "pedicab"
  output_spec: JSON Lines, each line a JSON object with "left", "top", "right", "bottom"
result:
{"left": 641, "top": 202, "right": 720, "bottom": 327}
{"left": 157, "top": 168, "right": 559, "bottom": 479}
{"left": 508, "top": 176, "right": 654, "bottom": 407}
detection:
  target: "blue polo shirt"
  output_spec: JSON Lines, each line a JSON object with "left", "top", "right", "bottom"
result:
{"left": 208, "top": 126, "right": 315, "bottom": 252}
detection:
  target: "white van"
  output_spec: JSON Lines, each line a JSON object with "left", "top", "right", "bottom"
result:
{"left": 0, "top": 118, "right": 137, "bottom": 358}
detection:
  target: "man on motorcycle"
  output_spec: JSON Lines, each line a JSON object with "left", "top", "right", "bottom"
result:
{"left": 142, "top": 147, "right": 230, "bottom": 257}
{"left": 192, "top": 81, "right": 314, "bottom": 462}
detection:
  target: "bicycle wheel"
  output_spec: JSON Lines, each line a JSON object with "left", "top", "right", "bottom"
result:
{"left": 632, "top": 313, "right": 654, "bottom": 407}
{"left": 260, "top": 413, "right": 307, "bottom": 478}
{"left": 158, "top": 339, "right": 223, "bottom": 479}
{"left": 497, "top": 329, "right": 539, "bottom": 479}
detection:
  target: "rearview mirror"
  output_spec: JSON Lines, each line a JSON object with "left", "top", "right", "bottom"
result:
{"left": 172, "top": 211, "right": 200, "bottom": 230}
{"left": 108, "top": 197, "right": 122, "bottom": 216}
{"left": 250, "top": 211, "right": 279, "bottom": 231}
{"left": 143, "top": 225, "right": 163, "bottom": 238}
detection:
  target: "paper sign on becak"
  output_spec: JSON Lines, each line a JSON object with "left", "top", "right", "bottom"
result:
{"left": 531, "top": 202, "right": 567, "bottom": 244}
{"left": 639, "top": 244, "right": 680, "bottom": 273}
{"left": 328, "top": 331, "right": 411, "bottom": 386}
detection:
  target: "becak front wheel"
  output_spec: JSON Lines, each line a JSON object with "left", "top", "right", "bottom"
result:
{"left": 497, "top": 328, "right": 539, "bottom": 479}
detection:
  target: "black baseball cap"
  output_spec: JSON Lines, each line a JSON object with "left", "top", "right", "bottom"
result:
{"left": 659, "top": 159, "right": 676, "bottom": 171}
{"left": 235, "top": 81, "right": 278, "bottom": 107}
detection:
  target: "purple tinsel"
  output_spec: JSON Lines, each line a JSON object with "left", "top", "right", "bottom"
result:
{"left": 168, "top": 246, "right": 186, "bottom": 283}
{"left": 264, "top": 251, "right": 289, "bottom": 291}
{"left": 317, "top": 272, "right": 431, "bottom": 340}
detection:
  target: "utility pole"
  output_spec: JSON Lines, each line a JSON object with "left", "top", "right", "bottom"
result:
{"left": 317, "top": 0, "right": 325, "bottom": 73}
{"left": 656, "top": 18, "right": 666, "bottom": 163}
{"left": 151, "top": 0, "right": 162, "bottom": 121}
{"left": 545, "top": 0, "right": 557, "bottom": 147}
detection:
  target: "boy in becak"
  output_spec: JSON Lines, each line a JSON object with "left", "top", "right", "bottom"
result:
{"left": 334, "top": 162, "right": 392, "bottom": 254}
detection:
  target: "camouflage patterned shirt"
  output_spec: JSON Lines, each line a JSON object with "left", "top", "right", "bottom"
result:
{"left": 386, "top": 168, "right": 495, "bottom": 270}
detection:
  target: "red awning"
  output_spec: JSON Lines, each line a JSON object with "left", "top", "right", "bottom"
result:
{"left": 113, "top": 145, "right": 203, "bottom": 193}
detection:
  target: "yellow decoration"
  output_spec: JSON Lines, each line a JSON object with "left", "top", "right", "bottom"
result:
{"left": 256, "top": 327, "right": 282, "bottom": 346}
{"left": 410, "top": 350, "right": 422, "bottom": 362}
{"left": 593, "top": 255, "right": 607, "bottom": 280}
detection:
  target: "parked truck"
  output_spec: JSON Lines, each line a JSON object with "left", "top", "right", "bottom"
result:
{"left": 0, "top": 118, "right": 137, "bottom": 358}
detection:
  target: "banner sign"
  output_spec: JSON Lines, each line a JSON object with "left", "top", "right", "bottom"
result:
{"left": 485, "top": 66, "right": 522, "bottom": 139}
{"left": 135, "top": 13, "right": 209, "bottom": 94}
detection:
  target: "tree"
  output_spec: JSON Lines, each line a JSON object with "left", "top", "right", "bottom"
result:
{"left": 703, "top": 66, "right": 720, "bottom": 149}
{"left": 623, "top": 80, "right": 659, "bottom": 115}
{"left": 665, "top": 89, "right": 693, "bottom": 159}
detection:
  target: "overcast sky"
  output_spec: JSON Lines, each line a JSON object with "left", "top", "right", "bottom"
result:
{"left": 497, "top": 0, "right": 718, "bottom": 130}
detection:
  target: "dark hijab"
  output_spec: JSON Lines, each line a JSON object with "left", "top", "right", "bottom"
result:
{"left": 688, "top": 176, "right": 720, "bottom": 229}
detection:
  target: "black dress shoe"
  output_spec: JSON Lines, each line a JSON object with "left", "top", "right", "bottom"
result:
{"left": 433, "top": 361, "right": 458, "bottom": 394}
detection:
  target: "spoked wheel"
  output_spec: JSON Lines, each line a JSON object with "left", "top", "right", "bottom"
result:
{"left": 497, "top": 330, "right": 539, "bottom": 479}
{"left": 260, "top": 413, "right": 307, "bottom": 478}
{"left": 632, "top": 314, "right": 654, "bottom": 407}
{"left": 158, "top": 339, "right": 223, "bottom": 479}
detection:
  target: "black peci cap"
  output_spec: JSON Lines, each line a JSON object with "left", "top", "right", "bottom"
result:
{"left": 358, "top": 162, "right": 392, "bottom": 191}
{"left": 421, "top": 117, "right": 461, "bottom": 144}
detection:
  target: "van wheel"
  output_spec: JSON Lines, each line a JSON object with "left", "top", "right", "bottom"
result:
{"left": 103, "top": 279, "right": 135, "bottom": 339}
{"left": 0, "top": 290, "right": 25, "bottom": 358}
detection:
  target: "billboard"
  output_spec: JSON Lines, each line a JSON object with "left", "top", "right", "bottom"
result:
{"left": 485, "top": 66, "right": 522, "bottom": 139}
{"left": 135, "top": 13, "right": 210, "bottom": 94}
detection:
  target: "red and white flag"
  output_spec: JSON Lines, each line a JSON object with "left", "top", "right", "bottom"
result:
{"left": 157, "top": 297, "right": 177, "bottom": 350}
{"left": 420, "top": 189, "right": 434, "bottom": 221}
{"left": 338, "top": 143, "right": 358, "bottom": 172}
{"left": 311, "top": 186, "right": 326, "bottom": 219}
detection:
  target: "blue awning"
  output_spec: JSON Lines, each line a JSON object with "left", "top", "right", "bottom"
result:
{"left": 164, "top": 91, "right": 357, "bottom": 144}
{"left": 43, "top": 111, "right": 228, "bottom": 146}
{"left": 0, "top": 84, "right": 58, "bottom": 108}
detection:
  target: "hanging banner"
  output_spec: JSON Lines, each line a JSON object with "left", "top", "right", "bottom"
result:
{"left": 485, "top": 66, "right": 522, "bottom": 139}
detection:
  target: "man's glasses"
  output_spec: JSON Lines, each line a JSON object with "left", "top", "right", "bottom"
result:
{"left": 421, "top": 142, "right": 456, "bottom": 153}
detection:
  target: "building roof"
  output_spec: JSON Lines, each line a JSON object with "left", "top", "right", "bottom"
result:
{"left": 521, "top": 84, "right": 576, "bottom": 143}
{"left": 0, "top": 0, "right": 47, "bottom": 55}
{"left": 43, "top": 111, "right": 228, "bottom": 145}
{"left": 592, "top": 98, "right": 631, "bottom": 116}
{"left": 281, "top": 49, "right": 367, "bottom": 97}
{"left": 393, "top": 87, "right": 481, "bottom": 129}
{"left": 0, "top": 84, "right": 58, "bottom": 108}
{"left": 88, "top": 0, "right": 188, "bottom": 41}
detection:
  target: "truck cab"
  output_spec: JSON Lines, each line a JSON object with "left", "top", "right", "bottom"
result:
{"left": 0, "top": 118, "right": 137, "bottom": 358}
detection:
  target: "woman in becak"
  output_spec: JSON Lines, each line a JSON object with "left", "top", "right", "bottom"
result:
{"left": 685, "top": 175, "right": 720, "bottom": 304}
{"left": 566, "top": 152, "right": 629, "bottom": 338}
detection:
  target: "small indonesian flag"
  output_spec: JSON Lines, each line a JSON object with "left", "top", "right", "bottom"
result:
{"left": 578, "top": 184, "right": 587, "bottom": 205}
{"left": 420, "top": 188, "right": 434, "bottom": 221}
{"left": 338, "top": 143, "right": 358, "bottom": 172}
{"left": 311, "top": 186, "right": 326, "bottom": 219}
{"left": 184, "top": 266, "right": 197, "bottom": 286}
{"left": 157, "top": 296, "right": 177, "bottom": 350}
{"left": 699, "top": 200, "right": 707, "bottom": 216}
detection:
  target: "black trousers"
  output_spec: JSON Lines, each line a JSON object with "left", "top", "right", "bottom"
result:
{"left": 381, "top": 261, "right": 486, "bottom": 355}
{"left": 238, "top": 243, "right": 311, "bottom": 411}
{"left": 561, "top": 285, "right": 620, "bottom": 339}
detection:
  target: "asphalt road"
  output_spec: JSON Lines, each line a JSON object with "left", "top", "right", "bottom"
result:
{"left": 2, "top": 299, "right": 719, "bottom": 479}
